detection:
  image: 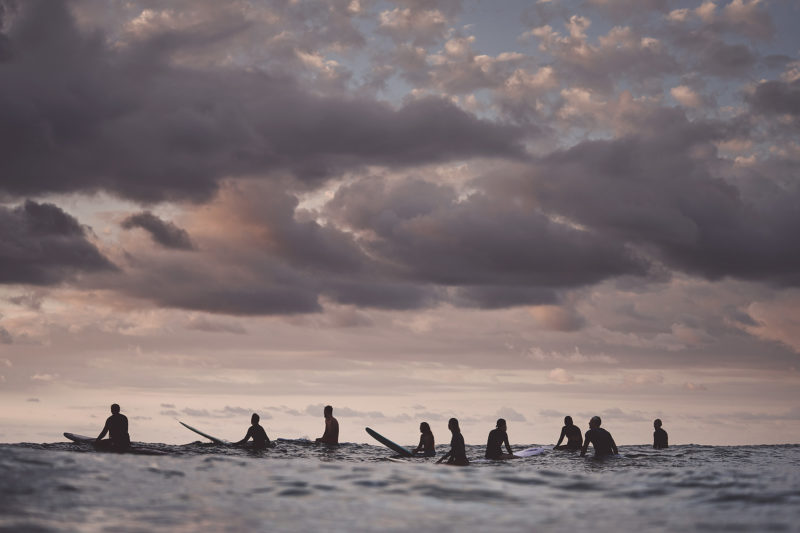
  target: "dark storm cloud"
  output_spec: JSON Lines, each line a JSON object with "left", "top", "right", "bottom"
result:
{"left": 0, "top": 200, "right": 115, "bottom": 285}
{"left": 451, "top": 286, "right": 558, "bottom": 310}
{"left": 514, "top": 108, "right": 800, "bottom": 285}
{"left": 747, "top": 79, "right": 800, "bottom": 117}
{"left": 698, "top": 41, "right": 756, "bottom": 77}
{"left": 327, "top": 177, "right": 650, "bottom": 296}
{"left": 121, "top": 212, "right": 195, "bottom": 250}
{"left": 99, "top": 171, "right": 651, "bottom": 315}
{"left": 0, "top": 0, "right": 526, "bottom": 203}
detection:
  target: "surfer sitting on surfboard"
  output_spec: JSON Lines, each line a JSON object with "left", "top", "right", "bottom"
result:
{"left": 236, "top": 413, "right": 271, "bottom": 449}
{"left": 96, "top": 403, "right": 131, "bottom": 451}
{"left": 580, "top": 416, "right": 619, "bottom": 458}
{"left": 436, "top": 418, "right": 469, "bottom": 466}
{"left": 653, "top": 419, "right": 668, "bottom": 449}
{"left": 315, "top": 405, "right": 339, "bottom": 445}
{"left": 412, "top": 422, "right": 436, "bottom": 456}
{"left": 485, "top": 418, "right": 514, "bottom": 459}
{"left": 554, "top": 416, "right": 583, "bottom": 450}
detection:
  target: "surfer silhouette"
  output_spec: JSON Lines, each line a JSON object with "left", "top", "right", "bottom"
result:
{"left": 412, "top": 422, "right": 436, "bottom": 456}
{"left": 437, "top": 418, "right": 469, "bottom": 466}
{"left": 653, "top": 418, "right": 668, "bottom": 449}
{"left": 236, "top": 413, "right": 271, "bottom": 449}
{"left": 554, "top": 415, "right": 583, "bottom": 450}
{"left": 485, "top": 418, "right": 514, "bottom": 459}
{"left": 316, "top": 405, "right": 339, "bottom": 444}
{"left": 95, "top": 403, "right": 130, "bottom": 451}
{"left": 580, "top": 416, "right": 618, "bottom": 457}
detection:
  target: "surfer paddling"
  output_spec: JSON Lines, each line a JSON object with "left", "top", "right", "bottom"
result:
{"left": 412, "top": 422, "right": 436, "bottom": 456}
{"left": 653, "top": 418, "right": 668, "bottom": 449}
{"left": 580, "top": 416, "right": 618, "bottom": 458}
{"left": 554, "top": 416, "right": 583, "bottom": 450}
{"left": 236, "top": 413, "right": 271, "bottom": 449}
{"left": 437, "top": 418, "right": 469, "bottom": 466}
{"left": 485, "top": 418, "right": 514, "bottom": 459}
{"left": 316, "top": 405, "right": 339, "bottom": 445}
{"left": 95, "top": 403, "right": 131, "bottom": 451}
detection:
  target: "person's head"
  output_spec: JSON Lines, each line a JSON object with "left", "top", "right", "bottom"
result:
{"left": 251, "top": 413, "right": 260, "bottom": 425}
{"left": 496, "top": 418, "right": 507, "bottom": 430}
{"left": 110, "top": 403, "right": 120, "bottom": 414}
{"left": 324, "top": 405, "right": 333, "bottom": 418}
{"left": 420, "top": 422, "right": 431, "bottom": 434}
{"left": 589, "top": 415, "right": 601, "bottom": 429}
{"left": 448, "top": 417, "right": 460, "bottom": 432}
{"left": 654, "top": 418, "right": 662, "bottom": 429}
{"left": 564, "top": 416, "right": 573, "bottom": 426}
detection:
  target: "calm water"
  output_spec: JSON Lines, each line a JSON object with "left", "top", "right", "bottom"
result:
{"left": 1, "top": 439, "right": 799, "bottom": 532}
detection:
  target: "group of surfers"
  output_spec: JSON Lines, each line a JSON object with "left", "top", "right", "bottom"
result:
{"left": 93, "top": 404, "right": 669, "bottom": 463}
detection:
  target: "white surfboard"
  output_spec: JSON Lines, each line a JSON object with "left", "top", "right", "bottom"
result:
{"left": 513, "top": 446, "right": 548, "bottom": 458}
{"left": 179, "top": 421, "right": 228, "bottom": 445}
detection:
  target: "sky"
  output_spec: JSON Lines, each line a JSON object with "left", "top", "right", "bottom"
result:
{"left": 1, "top": 0, "right": 799, "bottom": 447}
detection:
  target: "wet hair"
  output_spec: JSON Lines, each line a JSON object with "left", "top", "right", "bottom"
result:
{"left": 496, "top": 418, "right": 506, "bottom": 428}
{"left": 591, "top": 415, "right": 602, "bottom": 426}
{"left": 324, "top": 405, "right": 333, "bottom": 416}
{"left": 564, "top": 416, "right": 573, "bottom": 425}
{"left": 448, "top": 418, "right": 460, "bottom": 431}
{"left": 111, "top": 404, "right": 120, "bottom": 414}
{"left": 654, "top": 418, "right": 662, "bottom": 427}
{"left": 252, "top": 413, "right": 260, "bottom": 423}
{"left": 420, "top": 422, "right": 431, "bottom": 434}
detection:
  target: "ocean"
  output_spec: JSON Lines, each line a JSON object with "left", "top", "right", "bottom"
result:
{"left": 1, "top": 440, "right": 798, "bottom": 532}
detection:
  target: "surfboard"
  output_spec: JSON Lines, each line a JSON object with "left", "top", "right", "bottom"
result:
{"left": 64, "top": 432, "right": 94, "bottom": 443}
{"left": 64, "top": 432, "right": 167, "bottom": 455}
{"left": 179, "top": 421, "right": 228, "bottom": 445}
{"left": 365, "top": 427, "right": 414, "bottom": 458}
{"left": 513, "top": 446, "right": 548, "bottom": 458}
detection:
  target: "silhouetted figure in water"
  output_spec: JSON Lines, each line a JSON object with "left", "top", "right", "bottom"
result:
{"left": 653, "top": 418, "right": 668, "bottom": 449}
{"left": 554, "top": 415, "right": 583, "bottom": 450}
{"left": 413, "top": 422, "right": 436, "bottom": 456}
{"left": 437, "top": 418, "right": 469, "bottom": 466}
{"left": 236, "top": 413, "right": 271, "bottom": 449}
{"left": 485, "top": 418, "right": 514, "bottom": 459}
{"left": 316, "top": 405, "right": 339, "bottom": 445}
{"left": 96, "top": 403, "right": 130, "bottom": 451}
{"left": 580, "top": 416, "right": 618, "bottom": 458}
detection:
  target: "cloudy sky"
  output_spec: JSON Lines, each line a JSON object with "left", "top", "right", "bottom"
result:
{"left": 1, "top": 0, "right": 799, "bottom": 447}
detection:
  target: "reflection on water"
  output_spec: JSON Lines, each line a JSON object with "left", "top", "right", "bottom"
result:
{"left": 0, "top": 441, "right": 798, "bottom": 532}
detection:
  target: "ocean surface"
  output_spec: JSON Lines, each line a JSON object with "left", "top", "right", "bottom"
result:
{"left": 1, "top": 439, "right": 799, "bottom": 532}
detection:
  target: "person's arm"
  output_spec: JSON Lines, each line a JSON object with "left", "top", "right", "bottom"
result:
{"left": 96, "top": 420, "right": 109, "bottom": 442}
{"left": 580, "top": 432, "right": 590, "bottom": 457}
{"left": 664, "top": 432, "right": 668, "bottom": 448}
{"left": 413, "top": 434, "right": 425, "bottom": 454}
{"left": 236, "top": 427, "right": 254, "bottom": 445}
{"left": 555, "top": 427, "right": 566, "bottom": 448}
{"left": 610, "top": 434, "right": 618, "bottom": 455}
{"left": 653, "top": 431, "right": 657, "bottom": 449}
{"left": 317, "top": 419, "right": 333, "bottom": 443}
{"left": 504, "top": 434, "right": 512, "bottom": 455}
